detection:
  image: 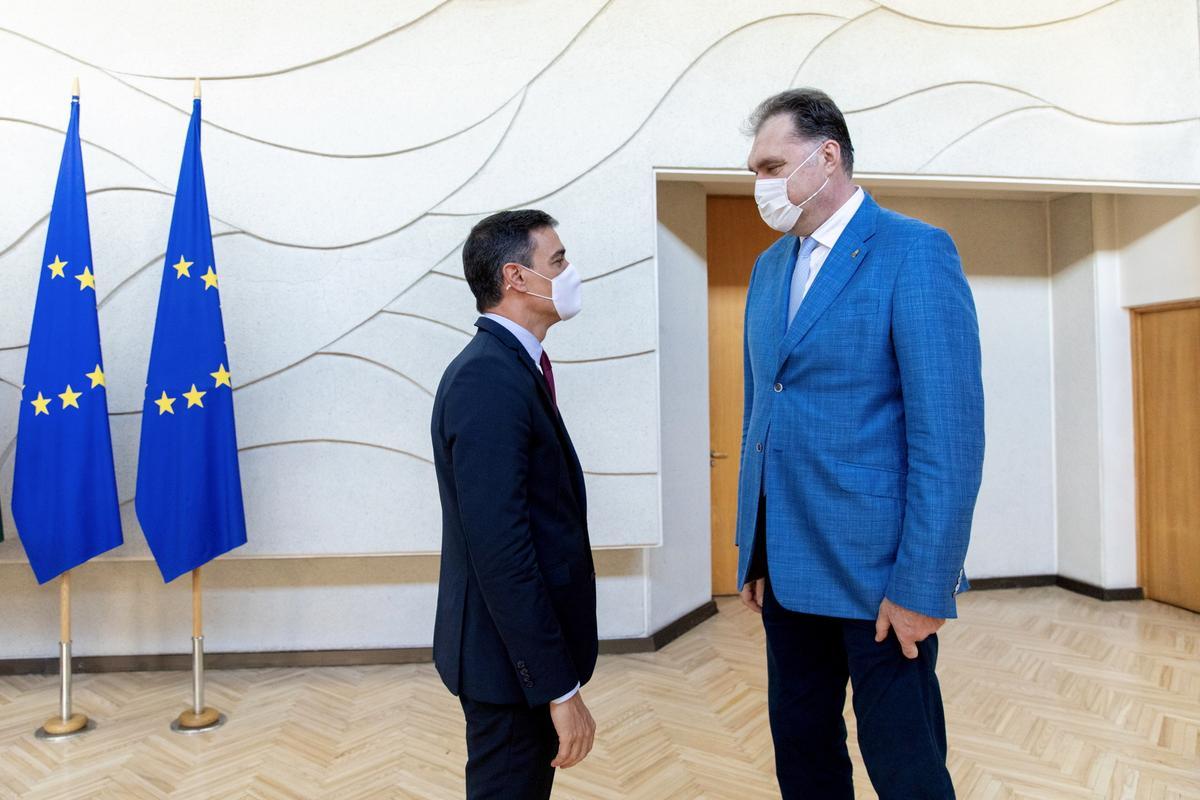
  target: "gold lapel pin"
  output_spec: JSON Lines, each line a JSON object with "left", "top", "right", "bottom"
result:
{"left": 851, "top": 248, "right": 860, "bottom": 258}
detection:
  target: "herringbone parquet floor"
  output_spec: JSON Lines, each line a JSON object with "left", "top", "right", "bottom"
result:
{"left": 0, "top": 588, "right": 1197, "bottom": 799}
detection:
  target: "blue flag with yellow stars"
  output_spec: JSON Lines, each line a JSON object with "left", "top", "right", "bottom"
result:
{"left": 136, "top": 97, "right": 247, "bottom": 582}
{"left": 12, "top": 94, "right": 124, "bottom": 584}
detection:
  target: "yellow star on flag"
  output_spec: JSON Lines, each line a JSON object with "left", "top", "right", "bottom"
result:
{"left": 211, "top": 363, "right": 233, "bottom": 388}
{"left": 47, "top": 255, "right": 67, "bottom": 279}
{"left": 172, "top": 255, "right": 193, "bottom": 279}
{"left": 183, "top": 384, "right": 207, "bottom": 409}
{"left": 154, "top": 391, "right": 177, "bottom": 415}
{"left": 75, "top": 266, "right": 96, "bottom": 291}
{"left": 58, "top": 384, "right": 82, "bottom": 410}
{"left": 200, "top": 266, "right": 219, "bottom": 291}
{"left": 31, "top": 392, "right": 51, "bottom": 416}
{"left": 86, "top": 364, "right": 106, "bottom": 388}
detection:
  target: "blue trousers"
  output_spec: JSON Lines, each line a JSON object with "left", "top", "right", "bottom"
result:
{"left": 762, "top": 577, "right": 955, "bottom": 799}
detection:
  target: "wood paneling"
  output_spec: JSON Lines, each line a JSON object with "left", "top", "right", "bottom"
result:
{"left": 1132, "top": 300, "right": 1200, "bottom": 613}
{"left": 706, "top": 196, "right": 783, "bottom": 595}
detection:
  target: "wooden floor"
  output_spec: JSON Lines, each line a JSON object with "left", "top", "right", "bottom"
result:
{"left": 0, "top": 588, "right": 1197, "bottom": 799}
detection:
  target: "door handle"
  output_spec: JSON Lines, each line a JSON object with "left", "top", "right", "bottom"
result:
{"left": 710, "top": 450, "right": 729, "bottom": 460}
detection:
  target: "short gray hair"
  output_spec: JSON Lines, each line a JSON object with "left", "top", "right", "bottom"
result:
{"left": 746, "top": 88, "right": 854, "bottom": 176}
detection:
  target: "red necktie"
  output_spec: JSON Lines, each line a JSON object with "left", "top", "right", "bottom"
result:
{"left": 539, "top": 351, "right": 557, "bottom": 407}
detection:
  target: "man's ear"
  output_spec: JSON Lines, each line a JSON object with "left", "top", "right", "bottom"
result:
{"left": 823, "top": 140, "right": 841, "bottom": 173}
{"left": 502, "top": 262, "right": 524, "bottom": 291}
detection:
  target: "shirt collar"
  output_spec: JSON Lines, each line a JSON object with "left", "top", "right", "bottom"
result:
{"left": 483, "top": 312, "right": 544, "bottom": 364}
{"left": 806, "top": 186, "right": 865, "bottom": 252}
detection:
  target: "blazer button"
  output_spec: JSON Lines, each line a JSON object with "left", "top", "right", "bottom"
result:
{"left": 755, "top": 442, "right": 763, "bottom": 453}
{"left": 774, "top": 383, "right": 783, "bottom": 393}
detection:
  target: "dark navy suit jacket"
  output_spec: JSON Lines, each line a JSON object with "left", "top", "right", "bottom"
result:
{"left": 432, "top": 316, "right": 597, "bottom": 707}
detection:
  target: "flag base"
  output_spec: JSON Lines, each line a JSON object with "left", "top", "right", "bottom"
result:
{"left": 35, "top": 640, "right": 92, "bottom": 740}
{"left": 171, "top": 708, "right": 225, "bottom": 734}
{"left": 36, "top": 714, "right": 92, "bottom": 740}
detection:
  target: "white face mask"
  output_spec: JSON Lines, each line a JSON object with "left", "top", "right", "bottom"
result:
{"left": 515, "top": 263, "right": 583, "bottom": 321}
{"left": 754, "top": 142, "right": 830, "bottom": 233}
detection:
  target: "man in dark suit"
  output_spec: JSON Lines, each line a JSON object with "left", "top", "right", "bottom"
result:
{"left": 432, "top": 209, "right": 597, "bottom": 799}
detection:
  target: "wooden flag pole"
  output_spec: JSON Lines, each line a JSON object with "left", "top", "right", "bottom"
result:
{"left": 169, "top": 77, "right": 225, "bottom": 736}
{"left": 172, "top": 566, "right": 223, "bottom": 732}
{"left": 36, "top": 570, "right": 91, "bottom": 739}
{"left": 36, "top": 78, "right": 94, "bottom": 742}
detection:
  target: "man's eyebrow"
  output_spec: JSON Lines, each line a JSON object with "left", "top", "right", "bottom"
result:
{"left": 748, "top": 156, "right": 781, "bottom": 172}
{"left": 552, "top": 248, "right": 566, "bottom": 259}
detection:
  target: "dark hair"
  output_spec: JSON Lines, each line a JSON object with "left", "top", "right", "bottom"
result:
{"left": 746, "top": 88, "right": 854, "bottom": 176}
{"left": 462, "top": 209, "right": 558, "bottom": 313}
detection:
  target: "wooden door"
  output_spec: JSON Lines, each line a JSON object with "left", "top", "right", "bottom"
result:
{"left": 1133, "top": 300, "right": 1200, "bottom": 612}
{"left": 707, "top": 196, "right": 782, "bottom": 595}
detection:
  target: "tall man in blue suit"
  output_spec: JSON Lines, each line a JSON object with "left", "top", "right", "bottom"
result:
{"left": 736, "top": 89, "right": 985, "bottom": 799}
{"left": 432, "top": 210, "right": 597, "bottom": 798}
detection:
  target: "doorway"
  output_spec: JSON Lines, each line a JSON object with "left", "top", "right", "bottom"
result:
{"left": 701, "top": 187, "right": 1064, "bottom": 597}
{"left": 706, "top": 196, "right": 780, "bottom": 595}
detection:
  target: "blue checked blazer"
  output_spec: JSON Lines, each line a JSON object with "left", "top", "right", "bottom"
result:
{"left": 735, "top": 192, "right": 985, "bottom": 620}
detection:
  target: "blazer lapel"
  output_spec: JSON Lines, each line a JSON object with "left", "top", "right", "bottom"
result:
{"left": 475, "top": 318, "right": 588, "bottom": 513}
{"left": 776, "top": 194, "right": 879, "bottom": 369}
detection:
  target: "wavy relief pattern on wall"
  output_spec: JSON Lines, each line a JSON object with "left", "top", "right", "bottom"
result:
{"left": 0, "top": 0, "right": 1196, "bottom": 559}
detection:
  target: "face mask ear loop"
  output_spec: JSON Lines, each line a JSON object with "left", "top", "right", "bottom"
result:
{"left": 783, "top": 141, "right": 826, "bottom": 186}
{"left": 798, "top": 177, "right": 830, "bottom": 208}
{"left": 512, "top": 264, "right": 556, "bottom": 303}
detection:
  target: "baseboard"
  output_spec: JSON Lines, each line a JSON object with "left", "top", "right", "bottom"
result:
{"left": 971, "top": 573, "right": 1144, "bottom": 601}
{"left": 598, "top": 600, "right": 719, "bottom": 655}
{"left": 0, "top": 600, "right": 720, "bottom": 677}
{"left": 969, "top": 575, "right": 1057, "bottom": 590}
{"left": 1053, "top": 575, "right": 1145, "bottom": 602}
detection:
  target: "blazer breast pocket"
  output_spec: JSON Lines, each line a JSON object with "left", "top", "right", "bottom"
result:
{"left": 831, "top": 292, "right": 880, "bottom": 318}
{"left": 836, "top": 461, "right": 906, "bottom": 499}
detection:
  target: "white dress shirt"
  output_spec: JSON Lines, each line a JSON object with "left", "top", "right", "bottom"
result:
{"left": 795, "top": 186, "right": 865, "bottom": 302}
{"left": 481, "top": 312, "right": 579, "bottom": 705}
{"left": 483, "top": 312, "right": 543, "bottom": 369}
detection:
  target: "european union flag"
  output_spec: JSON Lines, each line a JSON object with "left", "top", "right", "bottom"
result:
{"left": 12, "top": 94, "right": 123, "bottom": 584}
{"left": 136, "top": 97, "right": 247, "bottom": 582}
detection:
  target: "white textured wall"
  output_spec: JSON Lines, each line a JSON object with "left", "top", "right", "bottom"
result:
{"left": 1118, "top": 196, "right": 1200, "bottom": 307}
{"left": 1051, "top": 195, "right": 1106, "bottom": 586}
{"left": 1, "top": 1, "right": 1196, "bottom": 657}
{"left": 878, "top": 195, "right": 1059, "bottom": 579}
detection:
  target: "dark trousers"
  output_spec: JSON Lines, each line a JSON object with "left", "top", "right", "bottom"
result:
{"left": 460, "top": 695, "right": 558, "bottom": 799}
{"left": 761, "top": 577, "right": 955, "bottom": 799}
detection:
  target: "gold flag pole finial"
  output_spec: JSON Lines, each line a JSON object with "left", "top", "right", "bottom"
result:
{"left": 193, "top": 78, "right": 201, "bottom": 99}
{"left": 71, "top": 77, "right": 79, "bottom": 97}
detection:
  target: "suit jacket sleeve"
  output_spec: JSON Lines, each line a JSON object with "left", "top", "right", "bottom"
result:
{"left": 887, "top": 228, "right": 985, "bottom": 619}
{"left": 444, "top": 361, "right": 579, "bottom": 706}
{"left": 741, "top": 252, "right": 766, "bottom": 467}
{"left": 737, "top": 255, "right": 764, "bottom": 551}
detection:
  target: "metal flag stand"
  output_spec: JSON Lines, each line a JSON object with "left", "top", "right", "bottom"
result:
{"left": 35, "top": 569, "right": 95, "bottom": 740}
{"left": 170, "top": 565, "right": 227, "bottom": 734}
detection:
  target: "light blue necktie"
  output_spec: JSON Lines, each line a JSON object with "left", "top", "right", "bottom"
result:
{"left": 787, "top": 236, "right": 821, "bottom": 327}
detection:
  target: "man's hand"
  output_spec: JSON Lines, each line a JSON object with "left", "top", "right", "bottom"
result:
{"left": 549, "top": 692, "right": 595, "bottom": 769}
{"left": 875, "top": 597, "right": 944, "bottom": 659}
{"left": 740, "top": 578, "right": 766, "bottom": 614}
